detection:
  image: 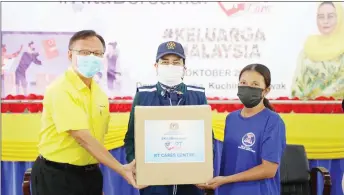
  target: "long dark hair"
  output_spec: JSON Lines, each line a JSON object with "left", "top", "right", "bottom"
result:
{"left": 239, "top": 63, "right": 274, "bottom": 111}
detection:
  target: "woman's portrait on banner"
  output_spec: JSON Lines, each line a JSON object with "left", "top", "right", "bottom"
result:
{"left": 291, "top": 2, "right": 344, "bottom": 99}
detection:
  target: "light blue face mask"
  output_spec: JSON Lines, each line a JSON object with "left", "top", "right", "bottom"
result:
{"left": 76, "top": 55, "right": 103, "bottom": 78}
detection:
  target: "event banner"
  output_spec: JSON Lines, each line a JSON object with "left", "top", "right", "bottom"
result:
{"left": 2, "top": 2, "right": 344, "bottom": 99}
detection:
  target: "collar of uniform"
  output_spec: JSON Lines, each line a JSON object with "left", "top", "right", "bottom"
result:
{"left": 66, "top": 68, "right": 97, "bottom": 91}
{"left": 157, "top": 82, "right": 186, "bottom": 94}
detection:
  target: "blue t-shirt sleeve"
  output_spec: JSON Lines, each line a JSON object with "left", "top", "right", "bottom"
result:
{"left": 261, "top": 115, "right": 286, "bottom": 164}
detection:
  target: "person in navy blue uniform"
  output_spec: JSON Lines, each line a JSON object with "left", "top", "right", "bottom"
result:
{"left": 124, "top": 41, "right": 210, "bottom": 195}
{"left": 197, "top": 64, "right": 286, "bottom": 195}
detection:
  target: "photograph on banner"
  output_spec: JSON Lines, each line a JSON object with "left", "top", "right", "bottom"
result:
{"left": 1, "top": 32, "right": 74, "bottom": 97}
{"left": 1, "top": 32, "right": 122, "bottom": 97}
{"left": 291, "top": 2, "right": 344, "bottom": 99}
{"left": 104, "top": 41, "right": 122, "bottom": 96}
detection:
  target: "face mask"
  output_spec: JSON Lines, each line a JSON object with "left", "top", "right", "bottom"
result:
{"left": 237, "top": 86, "right": 264, "bottom": 108}
{"left": 76, "top": 55, "right": 103, "bottom": 78}
{"left": 157, "top": 65, "right": 184, "bottom": 87}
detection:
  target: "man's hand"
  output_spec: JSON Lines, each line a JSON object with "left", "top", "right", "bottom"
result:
{"left": 132, "top": 160, "right": 136, "bottom": 180}
{"left": 122, "top": 160, "right": 138, "bottom": 187}
{"left": 122, "top": 160, "right": 148, "bottom": 189}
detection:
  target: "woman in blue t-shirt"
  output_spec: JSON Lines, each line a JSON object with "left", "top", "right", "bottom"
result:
{"left": 198, "top": 63, "right": 286, "bottom": 195}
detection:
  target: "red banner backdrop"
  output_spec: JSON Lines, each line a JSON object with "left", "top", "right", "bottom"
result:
{"left": 1, "top": 94, "right": 342, "bottom": 114}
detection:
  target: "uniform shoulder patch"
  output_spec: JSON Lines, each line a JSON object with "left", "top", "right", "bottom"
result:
{"left": 138, "top": 85, "right": 157, "bottom": 92}
{"left": 186, "top": 85, "right": 205, "bottom": 93}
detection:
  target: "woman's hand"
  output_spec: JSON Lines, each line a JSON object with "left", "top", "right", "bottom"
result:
{"left": 196, "top": 176, "right": 227, "bottom": 190}
{"left": 195, "top": 183, "right": 209, "bottom": 190}
{"left": 207, "top": 176, "right": 227, "bottom": 189}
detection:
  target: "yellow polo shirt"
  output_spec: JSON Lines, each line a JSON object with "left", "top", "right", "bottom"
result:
{"left": 38, "top": 68, "right": 110, "bottom": 166}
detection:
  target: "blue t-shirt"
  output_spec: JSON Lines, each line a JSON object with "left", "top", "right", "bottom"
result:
{"left": 218, "top": 108, "right": 286, "bottom": 195}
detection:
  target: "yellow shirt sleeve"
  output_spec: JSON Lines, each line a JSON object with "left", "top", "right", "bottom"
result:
{"left": 50, "top": 90, "right": 89, "bottom": 133}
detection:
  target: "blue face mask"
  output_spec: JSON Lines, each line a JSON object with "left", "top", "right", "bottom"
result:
{"left": 76, "top": 55, "right": 103, "bottom": 78}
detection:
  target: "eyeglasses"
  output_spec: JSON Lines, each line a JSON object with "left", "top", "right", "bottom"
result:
{"left": 70, "top": 49, "right": 104, "bottom": 57}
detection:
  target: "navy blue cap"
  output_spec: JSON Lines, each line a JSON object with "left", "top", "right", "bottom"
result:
{"left": 156, "top": 41, "right": 185, "bottom": 62}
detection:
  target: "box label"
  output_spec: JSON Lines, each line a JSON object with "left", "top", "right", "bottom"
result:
{"left": 144, "top": 120, "right": 205, "bottom": 163}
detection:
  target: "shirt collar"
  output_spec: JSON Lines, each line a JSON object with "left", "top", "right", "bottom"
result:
{"left": 158, "top": 82, "right": 185, "bottom": 94}
{"left": 66, "top": 67, "right": 97, "bottom": 91}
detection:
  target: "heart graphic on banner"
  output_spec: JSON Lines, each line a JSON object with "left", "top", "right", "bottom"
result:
{"left": 218, "top": 2, "right": 246, "bottom": 16}
{"left": 165, "top": 141, "right": 171, "bottom": 149}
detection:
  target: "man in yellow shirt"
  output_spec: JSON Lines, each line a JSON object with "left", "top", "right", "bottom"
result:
{"left": 30, "top": 30, "right": 138, "bottom": 195}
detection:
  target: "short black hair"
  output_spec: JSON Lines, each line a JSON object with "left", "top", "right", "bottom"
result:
{"left": 68, "top": 30, "right": 106, "bottom": 50}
